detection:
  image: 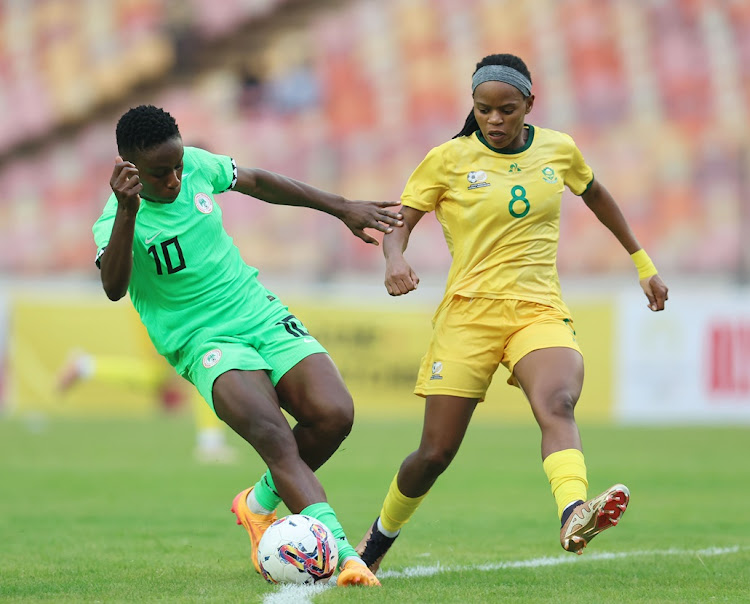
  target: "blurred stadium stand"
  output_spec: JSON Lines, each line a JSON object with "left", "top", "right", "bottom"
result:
{"left": 0, "top": 0, "right": 748, "bottom": 283}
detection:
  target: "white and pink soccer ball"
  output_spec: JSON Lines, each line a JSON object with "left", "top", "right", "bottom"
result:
{"left": 257, "top": 514, "right": 338, "bottom": 585}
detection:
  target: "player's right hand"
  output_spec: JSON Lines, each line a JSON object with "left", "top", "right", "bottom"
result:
{"left": 385, "top": 257, "right": 419, "bottom": 296}
{"left": 110, "top": 156, "right": 142, "bottom": 213}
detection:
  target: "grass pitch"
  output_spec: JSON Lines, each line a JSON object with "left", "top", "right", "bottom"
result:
{"left": 1, "top": 414, "right": 748, "bottom": 602}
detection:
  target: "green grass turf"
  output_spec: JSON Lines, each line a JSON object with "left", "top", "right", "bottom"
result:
{"left": 1, "top": 415, "right": 749, "bottom": 602}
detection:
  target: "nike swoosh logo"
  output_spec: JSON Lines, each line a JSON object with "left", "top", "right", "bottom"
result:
{"left": 144, "top": 230, "right": 162, "bottom": 244}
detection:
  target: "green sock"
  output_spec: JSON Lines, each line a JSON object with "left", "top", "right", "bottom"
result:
{"left": 301, "top": 502, "right": 359, "bottom": 569}
{"left": 253, "top": 470, "right": 282, "bottom": 512}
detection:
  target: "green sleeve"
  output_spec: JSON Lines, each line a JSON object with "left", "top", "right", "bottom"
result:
{"left": 92, "top": 194, "right": 119, "bottom": 265}
{"left": 185, "top": 146, "right": 237, "bottom": 193}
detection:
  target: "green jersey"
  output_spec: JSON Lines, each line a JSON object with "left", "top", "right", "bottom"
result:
{"left": 93, "top": 146, "right": 260, "bottom": 373}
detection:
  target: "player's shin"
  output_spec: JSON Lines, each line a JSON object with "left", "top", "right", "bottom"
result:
{"left": 357, "top": 473, "right": 428, "bottom": 572}
{"left": 543, "top": 448, "right": 588, "bottom": 520}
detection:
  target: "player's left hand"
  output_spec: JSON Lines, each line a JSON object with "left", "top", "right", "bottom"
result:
{"left": 340, "top": 201, "right": 404, "bottom": 245}
{"left": 640, "top": 274, "right": 669, "bottom": 311}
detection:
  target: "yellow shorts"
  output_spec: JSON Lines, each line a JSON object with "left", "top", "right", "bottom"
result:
{"left": 414, "top": 297, "right": 582, "bottom": 401}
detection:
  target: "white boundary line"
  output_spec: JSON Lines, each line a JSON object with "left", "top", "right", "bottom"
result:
{"left": 261, "top": 546, "right": 747, "bottom": 604}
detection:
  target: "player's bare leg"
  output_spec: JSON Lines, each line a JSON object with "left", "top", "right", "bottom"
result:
{"left": 215, "top": 369, "right": 327, "bottom": 572}
{"left": 216, "top": 369, "right": 376, "bottom": 584}
{"left": 275, "top": 353, "right": 354, "bottom": 471}
{"left": 514, "top": 347, "right": 629, "bottom": 553}
{"left": 513, "top": 347, "right": 584, "bottom": 458}
{"left": 358, "top": 396, "right": 478, "bottom": 573}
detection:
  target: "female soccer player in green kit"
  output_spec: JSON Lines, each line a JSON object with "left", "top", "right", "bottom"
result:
{"left": 356, "top": 54, "right": 669, "bottom": 573}
{"left": 94, "top": 104, "right": 403, "bottom": 587}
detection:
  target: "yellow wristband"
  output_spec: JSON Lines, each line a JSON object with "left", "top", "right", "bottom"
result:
{"left": 631, "top": 249, "right": 658, "bottom": 280}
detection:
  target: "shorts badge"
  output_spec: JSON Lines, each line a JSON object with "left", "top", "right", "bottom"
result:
{"left": 430, "top": 361, "right": 443, "bottom": 380}
{"left": 203, "top": 348, "right": 222, "bottom": 368}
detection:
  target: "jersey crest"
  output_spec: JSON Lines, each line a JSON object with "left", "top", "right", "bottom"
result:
{"left": 194, "top": 192, "right": 214, "bottom": 213}
{"left": 467, "top": 170, "right": 490, "bottom": 190}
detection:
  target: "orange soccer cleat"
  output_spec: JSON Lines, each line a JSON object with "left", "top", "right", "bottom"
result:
{"left": 231, "top": 487, "right": 277, "bottom": 573}
{"left": 337, "top": 559, "right": 382, "bottom": 587}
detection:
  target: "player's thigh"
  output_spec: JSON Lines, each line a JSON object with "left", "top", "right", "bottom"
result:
{"left": 502, "top": 303, "right": 583, "bottom": 391}
{"left": 513, "top": 347, "right": 584, "bottom": 413}
{"left": 212, "top": 369, "right": 297, "bottom": 456}
{"left": 275, "top": 353, "right": 353, "bottom": 425}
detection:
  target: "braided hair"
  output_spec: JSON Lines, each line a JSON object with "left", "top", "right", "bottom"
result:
{"left": 116, "top": 105, "right": 181, "bottom": 156}
{"left": 453, "top": 54, "right": 532, "bottom": 139}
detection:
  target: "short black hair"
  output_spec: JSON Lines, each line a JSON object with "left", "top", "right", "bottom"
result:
{"left": 116, "top": 105, "right": 181, "bottom": 156}
{"left": 454, "top": 54, "right": 533, "bottom": 139}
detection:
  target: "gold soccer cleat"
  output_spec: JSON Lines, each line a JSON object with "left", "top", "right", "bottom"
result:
{"left": 561, "top": 484, "right": 630, "bottom": 554}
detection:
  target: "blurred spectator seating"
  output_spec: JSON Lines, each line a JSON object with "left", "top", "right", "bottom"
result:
{"left": 0, "top": 0, "right": 746, "bottom": 282}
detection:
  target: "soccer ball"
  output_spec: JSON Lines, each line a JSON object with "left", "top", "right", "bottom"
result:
{"left": 257, "top": 514, "right": 338, "bottom": 585}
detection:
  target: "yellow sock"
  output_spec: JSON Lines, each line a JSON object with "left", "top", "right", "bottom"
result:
{"left": 379, "top": 473, "right": 428, "bottom": 533}
{"left": 543, "top": 449, "right": 589, "bottom": 520}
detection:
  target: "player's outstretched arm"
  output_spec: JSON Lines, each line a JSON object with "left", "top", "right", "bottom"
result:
{"left": 581, "top": 178, "right": 669, "bottom": 311}
{"left": 383, "top": 206, "right": 425, "bottom": 296}
{"left": 581, "top": 178, "right": 641, "bottom": 253}
{"left": 232, "top": 167, "right": 403, "bottom": 245}
{"left": 100, "top": 157, "right": 141, "bottom": 301}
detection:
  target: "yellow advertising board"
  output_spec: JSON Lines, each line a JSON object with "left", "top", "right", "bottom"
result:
{"left": 7, "top": 294, "right": 162, "bottom": 417}
{"left": 7, "top": 292, "right": 614, "bottom": 423}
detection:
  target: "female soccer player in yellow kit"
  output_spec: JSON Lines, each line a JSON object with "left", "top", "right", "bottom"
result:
{"left": 357, "top": 53, "right": 669, "bottom": 572}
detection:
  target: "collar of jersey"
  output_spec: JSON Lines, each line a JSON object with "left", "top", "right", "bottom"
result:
{"left": 475, "top": 124, "right": 534, "bottom": 154}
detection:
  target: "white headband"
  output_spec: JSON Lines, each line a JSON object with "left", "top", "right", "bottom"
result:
{"left": 472, "top": 65, "right": 532, "bottom": 97}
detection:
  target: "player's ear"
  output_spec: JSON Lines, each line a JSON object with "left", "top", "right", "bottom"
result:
{"left": 525, "top": 94, "right": 535, "bottom": 114}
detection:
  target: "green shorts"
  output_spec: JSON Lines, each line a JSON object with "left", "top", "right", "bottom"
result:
{"left": 183, "top": 293, "right": 328, "bottom": 411}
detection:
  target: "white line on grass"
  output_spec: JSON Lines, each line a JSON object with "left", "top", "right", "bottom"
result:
{"left": 261, "top": 545, "right": 747, "bottom": 604}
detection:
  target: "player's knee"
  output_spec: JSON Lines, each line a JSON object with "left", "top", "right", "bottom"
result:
{"left": 417, "top": 443, "right": 457, "bottom": 477}
{"left": 287, "top": 390, "right": 353, "bottom": 449}
{"left": 313, "top": 395, "right": 354, "bottom": 441}
{"left": 250, "top": 422, "right": 299, "bottom": 460}
{"left": 543, "top": 388, "right": 579, "bottom": 421}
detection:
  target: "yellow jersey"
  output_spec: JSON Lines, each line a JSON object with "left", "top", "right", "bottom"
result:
{"left": 402, "top": 125, "right": 593, "bottom": 315}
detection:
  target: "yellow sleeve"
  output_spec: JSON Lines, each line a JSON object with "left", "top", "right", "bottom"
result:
{"left": 563, "top": 135, "right": 594, "bottom": 196}
{"left": 400, "top": 146, "right": 448, "bottom": 212}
